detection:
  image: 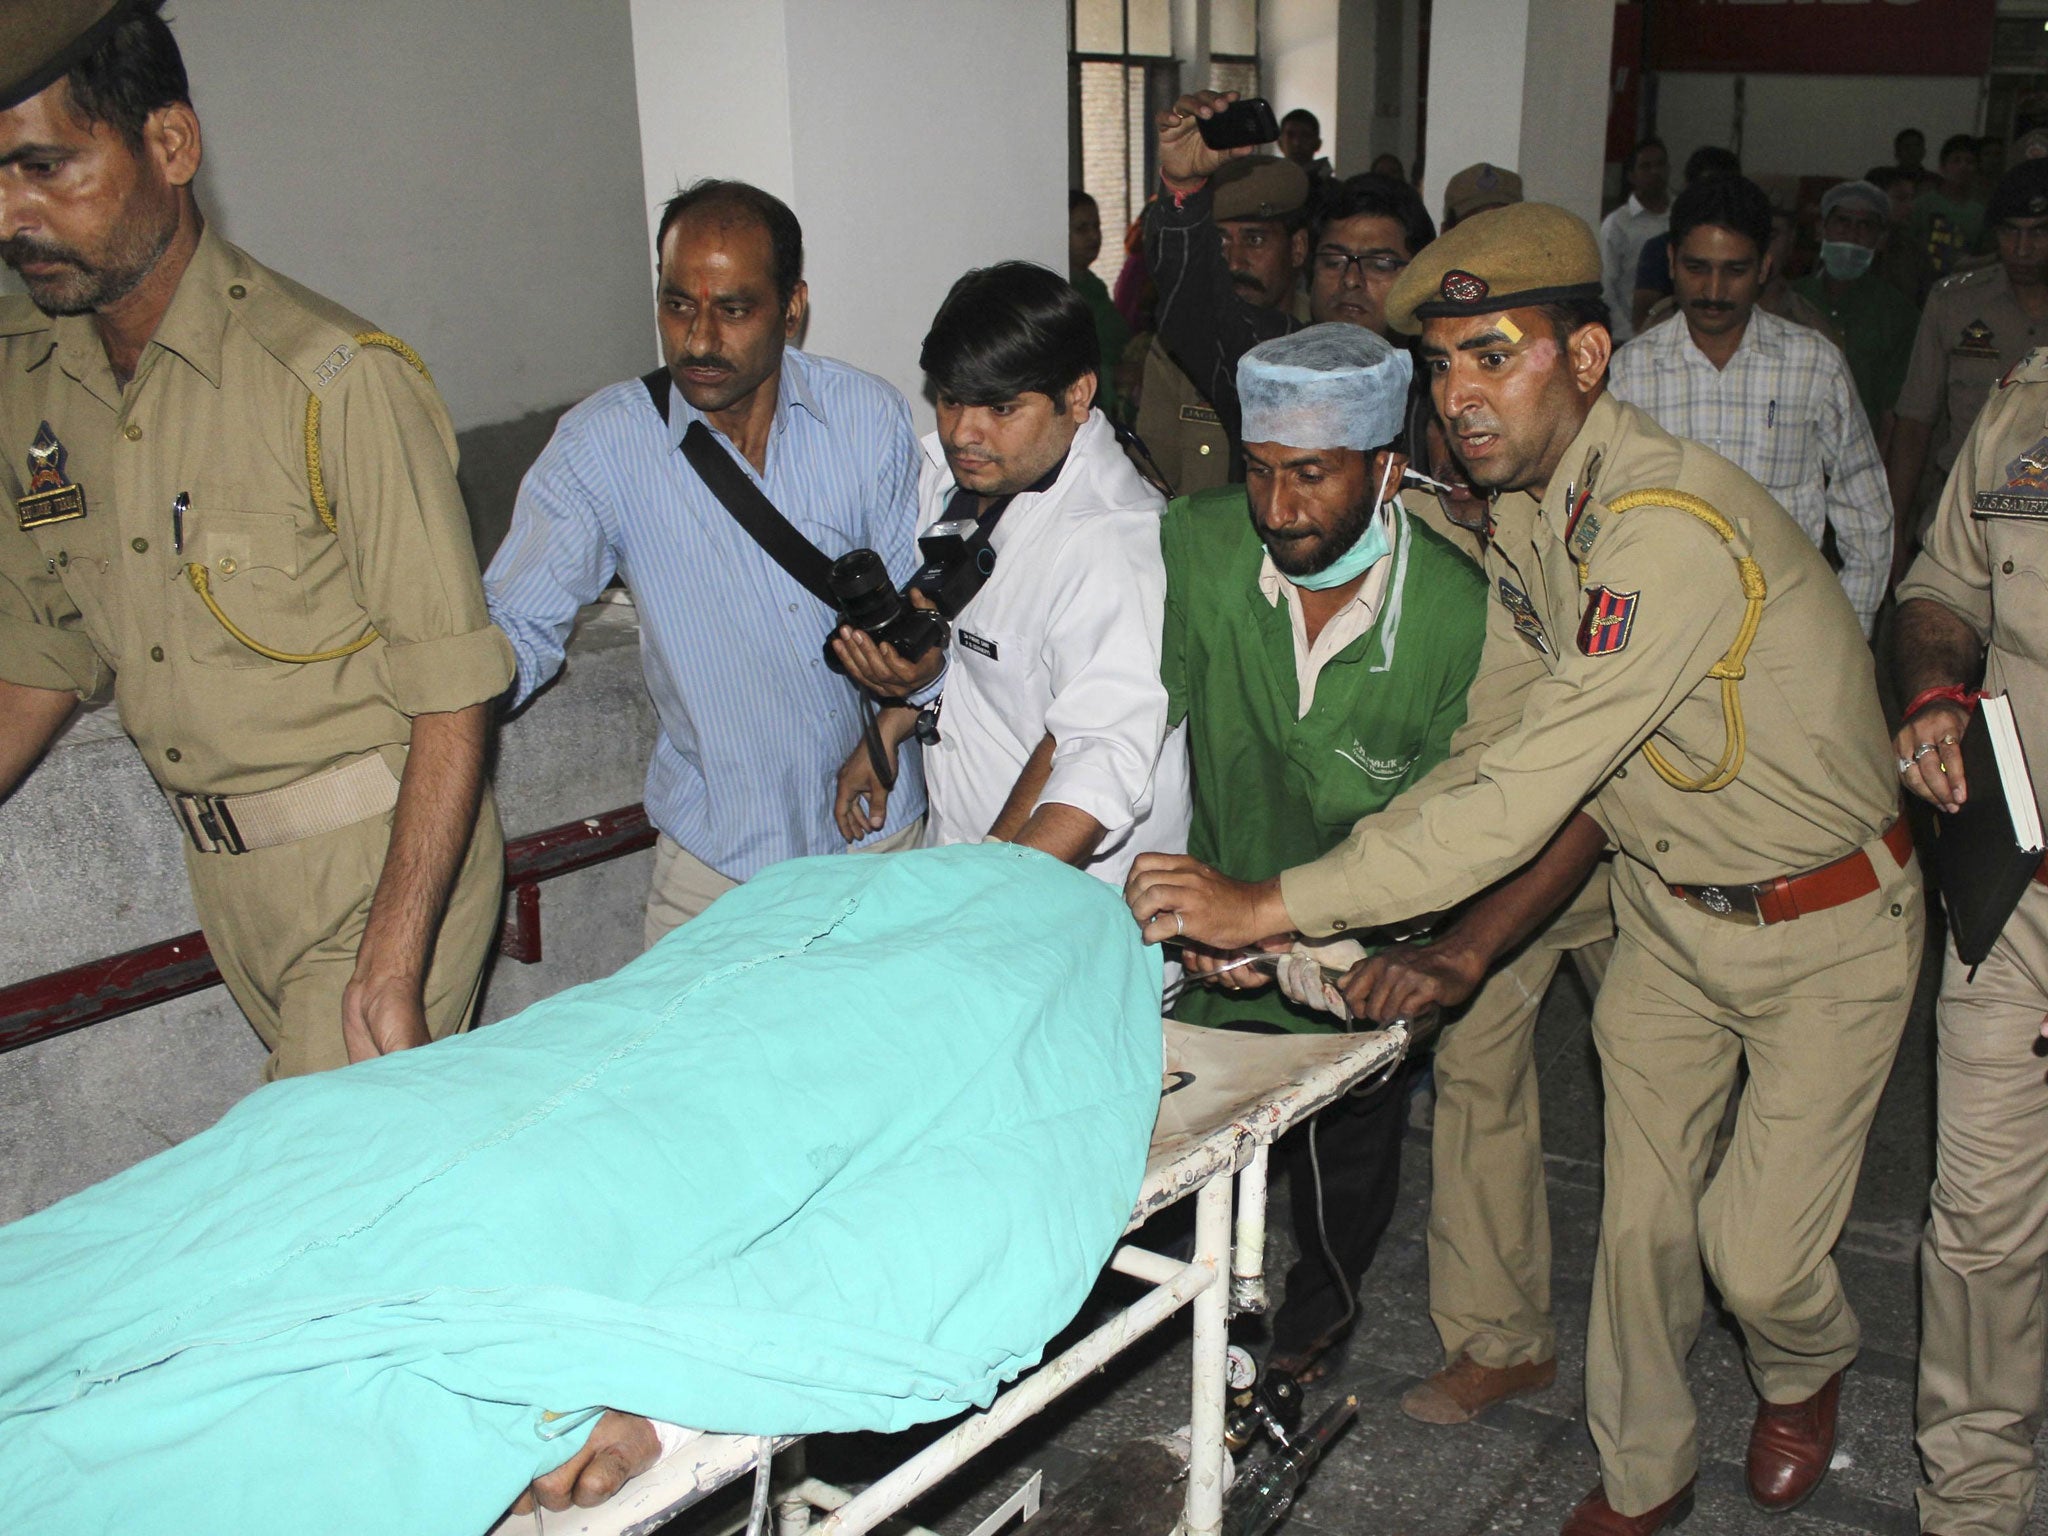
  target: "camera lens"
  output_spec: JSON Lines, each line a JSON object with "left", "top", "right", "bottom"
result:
{"left": 830, "top": 548, "right": 903, "bottom": 634}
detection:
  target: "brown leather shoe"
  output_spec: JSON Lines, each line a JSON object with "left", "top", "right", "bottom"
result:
{"left": 1399, "top": 1351, "right": 1557, "bottom": 1424}
{"left": 1747, "top": 1368, "right": 1843, "bottom": 1512}
{"left": 1559, "top": 1480, "right": 1695, "bottom": 1534}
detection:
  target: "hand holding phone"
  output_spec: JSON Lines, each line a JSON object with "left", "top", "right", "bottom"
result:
{"left": 1156, "top": 90, "right": 1260, "bottom": 190}
{"left": 1197, "top": 97, "right": 1281, "bottom": 151}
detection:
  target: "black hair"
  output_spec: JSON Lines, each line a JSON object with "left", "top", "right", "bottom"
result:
{"left": 1895, "top": 127, "right": 1925, "bottom": 155}
{"left": 920, "top": 261, "right": 1098, "bottom": 406}
{"left": 1669, "top": 174, "right": 1774, "bottom": 261}
{"left": 61, "top": 0, "right": 188, "bottom": 149}
{"left": 1940, "top": 134, "right": 1977, "bottom": 164}
{"left": 1682, "top": 145, "right": 1742, "bottom": 186}
{"left": 1536, "top": 296, "right": 1614, "bottom": 344}
{"left": 1281, "top": 108, "right": 1320, "bottom": 134}
{"left": 1069, "top": 188, "right": 1097, "bottom": 212}
{"left": 654, "top": 179, "right": 804, "bottom": 304}
{"left": 1315, "top": 172, "right": 1436, "bottom": 257}
{"left": 1623, "top": 137, "right": 1666, "bottom": 179}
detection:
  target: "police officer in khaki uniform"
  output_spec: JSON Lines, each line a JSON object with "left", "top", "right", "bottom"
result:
{"left": 1128, "top": 203, "right": 1921, "bottom": 1535}
{"left": 1888, "top": 159, "right": 2048, "bottom": 569}
{"left": 0, "top": 1, "right": 512, "bottom": 1079}
{"left": 1440, "top": 161, "right": 1523, "bottom": 229}
{"left": 1137, "top": 153, "right": 1312, "bottom": 495}
{"left": 1895, "top": 350, "right": 2048, "bottom": 1536}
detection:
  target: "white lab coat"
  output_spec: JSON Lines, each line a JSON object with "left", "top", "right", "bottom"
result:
{"left": 917, "top": 409, "right": 1190, "bottom": 885}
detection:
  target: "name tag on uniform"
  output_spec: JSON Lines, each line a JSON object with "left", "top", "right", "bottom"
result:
{"left": 1178, "top": 405, "right": 1220, "bottom": 425}
{"left": 960, "top": 630, "right": 999, "bottom": 660}
{"left": 1974, "top": 433, "right": 2048, "bottom": 518}
{"left": 17, "top": 422, "right": 87, "bottom": 529}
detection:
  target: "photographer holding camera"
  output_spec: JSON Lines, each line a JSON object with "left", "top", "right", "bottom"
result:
{"left": 486, "top": 180, "right": 927, "bottom": 946}
{"left": 832, "top": 263, "right": 1189, "bottom": 881}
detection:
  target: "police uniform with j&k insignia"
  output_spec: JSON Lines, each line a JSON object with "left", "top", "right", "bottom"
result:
{"left": 1896, "top": 348, "right": 2048, "bottom": 1534}
{"left": 0, "top": 227, "right": 514, "bottom": 1079}
{"left": 1277, "top": 204, "right": 1921, "bottom": 1525}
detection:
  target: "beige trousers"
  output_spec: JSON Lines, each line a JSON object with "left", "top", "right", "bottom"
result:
{"left": 1587, "top": 847, "right": 1920, "bottom": 1516}
{"left": 1917, "top": 883, "right": 2048, "bottom": 1536}
{"left": 643, "top": 819, "right": 927, "bottom": 948}
{"left": 1428, "top": 862, "right": 1615, "bottom": 1370}
{"left": 185, "top": 787, "right": 504, "bottom": 1081}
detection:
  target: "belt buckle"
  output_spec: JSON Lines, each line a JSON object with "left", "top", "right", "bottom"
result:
{"left": 175, "top": 792, "right": 248, "bottom": 855}
{"left": 1687, "top": 883, "right": 1765, "bottom": 927}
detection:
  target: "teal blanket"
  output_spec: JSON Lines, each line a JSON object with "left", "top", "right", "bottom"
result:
{"left": 0, "top": 845, "right": 1162, "bottom": 1536}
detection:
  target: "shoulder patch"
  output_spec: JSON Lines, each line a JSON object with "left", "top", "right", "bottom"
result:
{"left": 1577, "top": 586, "right": 1639, "bottom": 656}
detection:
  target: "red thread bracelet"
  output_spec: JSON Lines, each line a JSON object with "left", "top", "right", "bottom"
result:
{"left": 1903, "top": 684, "right": 1982, "bottom": 723}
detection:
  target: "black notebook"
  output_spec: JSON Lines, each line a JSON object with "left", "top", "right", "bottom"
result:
{"left": 1933, "top": 693, "right": 2045, "bottom": 966}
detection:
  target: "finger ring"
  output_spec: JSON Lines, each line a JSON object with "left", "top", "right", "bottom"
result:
{"left": 1913, "top": 742, "right": 1938, "bottom": 761}
{"left": 1175, "top": 912, "right": 1184, "bottom": 937}
{"left": 1897, "top": 757, "right": 1914, "bottom": 774}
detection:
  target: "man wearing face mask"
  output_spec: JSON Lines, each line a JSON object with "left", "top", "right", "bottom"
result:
{"left": 834, "top": 262, "right": 1188, "bottom": 882}
{"left": 1611, "top": 176, "right": 1891, "bottom": 636}
{"left": 1792, "top": 180, "right": 1921, "bottom": 446}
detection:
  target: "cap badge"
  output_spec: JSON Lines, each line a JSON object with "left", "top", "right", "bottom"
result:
{"left": 1441, "top": 269, "right": 1490, "bottom": 304}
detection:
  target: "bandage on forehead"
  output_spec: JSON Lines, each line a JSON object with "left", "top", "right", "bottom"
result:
{"left": 1237, "top": 322, "right": 1414, "bottom": 452}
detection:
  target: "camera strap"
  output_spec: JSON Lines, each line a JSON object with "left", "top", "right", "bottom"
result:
{"left": 643, "top": 367, "right": 900, "bottom": 796}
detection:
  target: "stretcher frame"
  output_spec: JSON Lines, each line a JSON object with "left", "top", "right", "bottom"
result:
{"left": 491, "top": 1021, "right": 1404, "bottom": 1536}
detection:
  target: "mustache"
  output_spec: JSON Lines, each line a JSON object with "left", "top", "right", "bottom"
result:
{"left": 1446, "top": 409, "right": 1507, "bottom": 439}
{"left": 1228, "top": 271, "right": 1264, "bottom": 293}
{"left": 677, "top": 354, "right": 737, "bottom": 373}
{"left": 0, "top": 235, "right": 82, "bottom": 270}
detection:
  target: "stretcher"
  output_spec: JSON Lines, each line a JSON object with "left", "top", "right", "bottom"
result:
{"left": 486, "top": 1018, "right": 1407, "bottom": 1536}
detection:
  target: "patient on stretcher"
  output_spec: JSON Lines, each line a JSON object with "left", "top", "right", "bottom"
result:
{"left": 0, "top": 846, "right": 1162, "bottom": 1536}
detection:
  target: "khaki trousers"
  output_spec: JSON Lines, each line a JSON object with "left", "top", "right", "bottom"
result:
{"left": 184, "top": 786, "right": 504, "bottom": 1081}
{"left": 1917, "top": 883, "right": 2048, "bottom": 1536}
{"left": 1587, "top": 847, "right": 1920, "bottom": 1516}
{"left": 644, "top": 819, "right": 927, "bottom": 948}
{"left": 1428, "top": 862, "right": 1614, "bottom": 1370}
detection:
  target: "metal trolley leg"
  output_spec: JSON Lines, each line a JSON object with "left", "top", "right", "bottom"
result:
{"left": 1183, "top": 1173, "right": 1233, "bottom": 1536}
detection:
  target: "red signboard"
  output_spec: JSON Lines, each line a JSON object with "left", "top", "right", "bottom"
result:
{"left": 1647, "top": 0, "right": 1995, "bottom": 77}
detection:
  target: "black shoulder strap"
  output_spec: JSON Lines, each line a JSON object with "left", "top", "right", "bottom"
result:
{"left": 641, "top": 366, "right": 839, "bottom": 609}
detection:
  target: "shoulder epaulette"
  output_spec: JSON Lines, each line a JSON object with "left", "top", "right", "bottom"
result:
{"left": 2000, "top": 347, "right": 2048, "bottom": 390}
{"left": 1934, "top": 265, "right": 1993, "bottom": 297}
{"left": 218, "top": 247, "right": 378, "bottom": 395}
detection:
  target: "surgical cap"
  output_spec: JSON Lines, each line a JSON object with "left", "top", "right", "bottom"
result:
{"left": 1820, "top": 180, "right": 1888, "bottom": 224}
{"left": 1237, "top": 323, "right": 1413, "bottom": 452}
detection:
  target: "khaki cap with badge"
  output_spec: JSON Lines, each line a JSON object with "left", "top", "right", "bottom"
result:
{"left": 1210, "top": 154, "right": 1312, "bottom": 223}
{"left": 0, "top": 0, "right": 135, "bottom": 110}
{"left": 1442, "top": 162, "right": 1524, "bottom": 226}
{"left": 1386, "top": 199, "right": 1604, "bottom": 335}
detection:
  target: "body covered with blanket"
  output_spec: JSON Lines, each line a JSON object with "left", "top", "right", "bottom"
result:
{"left": 0, "top": 845, "right": 1163, "bottom": 1536}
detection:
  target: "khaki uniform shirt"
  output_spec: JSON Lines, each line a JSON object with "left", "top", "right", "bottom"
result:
{"left": 0, "top": 228, "right": 512, "bottom": 797}
{"left": 1895, "top": 264, "right": 2048, "bottom": 477}
{"left": 1898, "top": 349, "right": 2048, "bottom": 830}
{"left": 1135, "top": 338, "right": 1231, "bottom": 497}
{"left": 1283, "top": 392, "right": 1898, "bottom": 935}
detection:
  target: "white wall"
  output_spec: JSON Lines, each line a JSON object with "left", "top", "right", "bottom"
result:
{"left": 628, "top": 0, "right": 1069, "bottom": 432}
{"left": 165, "top": 1, "right": 654, "bottom": 433}
{"left": 1423, "top": 0, "right": 1611, "bottom": 228}
{"left": 1654, "top": 73, "right": 1983, "bottom": 180}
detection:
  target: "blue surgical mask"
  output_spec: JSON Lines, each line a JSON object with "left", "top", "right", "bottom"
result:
{"left": 1819, "top": 239, "right": 1876, "bottom": 281}
{"left": 1284, "top": 459, "right": 1396, "bottom": 591}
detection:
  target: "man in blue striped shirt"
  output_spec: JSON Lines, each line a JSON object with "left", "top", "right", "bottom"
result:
{"left": 485, "top": 180, "right": 926, "bottom": 945}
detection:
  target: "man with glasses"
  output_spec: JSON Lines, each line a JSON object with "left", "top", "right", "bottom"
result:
{"left": 1144, "top": 90, "right": 1435, "bottom": 487}
{"left": 1887, "top": 159, "right": 2048, "bottom": 582}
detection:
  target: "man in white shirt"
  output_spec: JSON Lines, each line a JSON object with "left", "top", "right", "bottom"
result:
{"left": 833, "top": 262, "right": 1188, "bottom": 883}
{"left": 1600, "top": 139, "right": 1669, "bottom": 345}
{"left": 1611, "top": 175, "right": 1892, "bottom": 634}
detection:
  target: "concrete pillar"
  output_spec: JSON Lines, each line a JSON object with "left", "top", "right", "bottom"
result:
{"left": 1422, "top": 0, "right": 1613, "bottom": 230}
{"left": 625, "top": 0, "right": 1068, "bottom": 430}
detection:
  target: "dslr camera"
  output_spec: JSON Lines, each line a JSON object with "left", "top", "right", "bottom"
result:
{"left": 823, "top": 517, "right": 997, "bottom": 673}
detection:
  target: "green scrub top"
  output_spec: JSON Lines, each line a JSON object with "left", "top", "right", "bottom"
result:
{"left": 1161, "top": 486, "right": 1487, "bottom": 1031}
{"left": 1791, "top": 268, "right": 1921, "bottom": 427}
